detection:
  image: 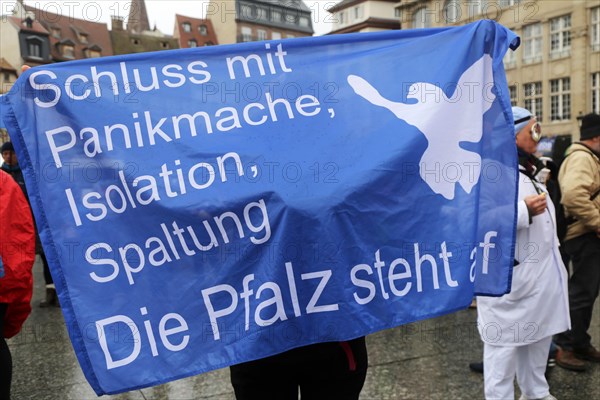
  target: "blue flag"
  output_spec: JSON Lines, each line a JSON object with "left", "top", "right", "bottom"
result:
{"left": 1, "top": 20, "right": 519, "bottom": 395}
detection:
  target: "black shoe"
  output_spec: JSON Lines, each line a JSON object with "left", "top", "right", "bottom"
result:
{"left": 469, "top": 362, "right": 483, "bottom": 373}
{"left": 573, "top": 345, "right": 600, "bottom": 362}
{"left": 39, "top": 287, "right": 58, "bottom": 308}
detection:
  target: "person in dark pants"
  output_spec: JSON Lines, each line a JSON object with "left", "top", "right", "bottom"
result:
{"left": 554, "top": 113, "right": 600, "bottom": 372}
{"left": 0, "top": 304, "right": 12, "bottom": 400}
{"left": 230, "top": 337, "right": 367, "bottom": 400}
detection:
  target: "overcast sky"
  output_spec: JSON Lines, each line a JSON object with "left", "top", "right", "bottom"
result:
{"left": 17, "top": 0, "right": 341, "bottom": 36}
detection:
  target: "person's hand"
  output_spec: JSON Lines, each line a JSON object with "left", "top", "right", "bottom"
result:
{"left": 524, "top": 193, "right": 547, "bottom": 217}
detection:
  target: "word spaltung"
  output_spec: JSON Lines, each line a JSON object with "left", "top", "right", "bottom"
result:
{"left": 1, "top": 21, "right": 519, "bottom": 395}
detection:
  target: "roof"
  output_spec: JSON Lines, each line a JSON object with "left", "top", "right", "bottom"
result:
{"left": 8, "top": 16, "right": 49, "bottom": 35}
{"left": 174, "top": 14, "right": 219, "bottom": 47}
{"left": 0, "top": 58, "right": 17, "bottom": 72}
{"left": 110, "top": 30, "right": 179, "bottom": 55}
{"left": 253, "top": 0, "right": 312, "bottom": 13}
{"left": 236, "top": 0, "right": 314, "bottom": 34}
{"left": 24, "top": 5, "right": 114, "bottom": 61}
{"left": 328, "top": 0, "right": 398, "bottom": 13}
{"left": 328, "top": 16, "right": 401, "bottom": 34}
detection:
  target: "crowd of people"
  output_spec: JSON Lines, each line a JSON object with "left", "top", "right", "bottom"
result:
{"left": 470, "top": 110, "right": 600, "bottom": 400}
{"left": 1, "top": 68, "right": 599, "bottom": 399}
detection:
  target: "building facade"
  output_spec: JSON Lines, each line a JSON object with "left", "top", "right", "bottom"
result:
{"left": 0, "top": 11, "right": 52, "bottom": 73}
{"left": 394, "top": 0, "right": 600, "bottom": 139}
{"left": 207, "top": 0, "right": 314, "bottom": 44}
{"left": 173, "top": 14, "right": 219, "bottom": 48}
{"left": 110, "top": 17, "right": 179, "bottom": 54}
{"left": 0, "top": 57, "right": 18, "bottom": 142}
{"left": 110, "top": 0, "right": 179, "bottom": 55}
{"left": 327, "top": 0, "right": 401, "bottom": 34}
{"left": 18, "top": 2, "right": 114, "bottom": 62}
{"left": 0, "top": 58, "right": 18, "bottom": 95}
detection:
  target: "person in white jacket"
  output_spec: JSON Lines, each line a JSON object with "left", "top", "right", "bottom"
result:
{"left": 476, "top": 107, "right": 570, "bottom": 400}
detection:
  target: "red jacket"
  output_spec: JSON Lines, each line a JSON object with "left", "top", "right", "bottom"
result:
{"left": 0, "top": 170, "right": 35, "bottom": 338}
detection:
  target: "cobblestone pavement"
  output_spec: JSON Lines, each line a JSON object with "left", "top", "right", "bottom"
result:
{"left": 8, "top": 257, "right": 600, "bottom": 399}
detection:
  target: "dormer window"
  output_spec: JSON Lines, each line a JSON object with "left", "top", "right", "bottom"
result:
{"left": 51, "top": 27, "right": 61, "bottom": 38}
{"left": 160, "top": 42, "right": 170, "bottom": 49}
{"left": 85, "top": 45, "right": 102, "bottom": 58}
{"left": 23, "top": 17, "right": 34, "bottom": 29}
{"left": 131, "top": 38, "right": 140, "bottom": 45}
{"left": 79, "top": 33, "right": 88, "bottom": 44}
{"left": 199, "top": 24, "right": 208, "bottom": 35}
{"left": 62, "top": 44, "right": 75, "bottom": 58}
{"left": 256, "top": 7, "right": 267, "bottom": 20}
{"left": 26, "top": 37, "right": 42, "bottom": 59}
{"left": 285, "top": 12, "right": 297, "bottom": 24}
{"left": 241, "top": 5, "right": 253, "bottom": 18}
{"left": 182, "top": 22, "right": 191, "bottom": 32}
{"left": 188, "top": 39, "right": 197, "bottom": 47}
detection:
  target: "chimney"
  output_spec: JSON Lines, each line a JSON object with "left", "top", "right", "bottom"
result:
{"left": 111, "top": 16, "right": 124, "bottom": 31}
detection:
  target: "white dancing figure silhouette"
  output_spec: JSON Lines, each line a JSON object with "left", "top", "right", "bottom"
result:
{"left": 347, "top": 55, "right": 495, "bottom": 200}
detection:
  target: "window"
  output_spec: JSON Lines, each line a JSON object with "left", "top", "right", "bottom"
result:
{"left": 131, "top": 38, "right": 140, "bottom": 45}
{"left": 395, "top": 8, "right": 401, "bottom": 18}
{"left": 188, "top": 39, "right": 197, "bottom": 48}
{"left": 241, "top": 26, "right": 252, "bottom": 42}
{"left": 241, "top": 5, "right": 253, "bottom": 18}
{"left": 272, "top": 31, "right": 281, "bottom": 40}
{"left": 160, "top": 42, "right": 170, "bottom": 49}
{"left": 339, "top": 11, "right": 345, "bottom": 24}
{"left": 354, "top": 6, "right": 362, "bottom": 20}
{"left": 299, "top": 16, "right": 310, "bottom": 27}
{"left": 522, "top": 23, "right": 542, "bottom": 64}
{"left": 468, "top": 0, "right": 489, "bottom": 17}
{"left": 592, "top": 72, "right": 600, "bottom": 114}
{"left": 286, "top": 34, "right": 295, "bottom": 39}
{"left": 86, "top": 49, "right": 101, "bottom": 58}
{"left": 550, "top": 78, "right": 571, "bottom": 121}
{"left": 62, "top": 44, "right": 75, "bottom": 58}
{"left": 498, "top": 0, "right": 521, "bottom": 7}
{"left": 199, "top": 24, "right": 208, "bottom": 35}
{"left": 204, "top": 41, "right": 214, "bottom": 46}
{"left": 79, "top": 33, "right": 88, "bottom": 44}
{"left": 182, "top": 22, "right": 191, "bottom": 33}
{"left": 413, "top": 7, "right": 432, "bottom": 29}
{"left": 504, "top": 48, "right": 516, "bottom": 69}
{"left": 23, "top": 17, "right": 33, "bottom": 29}
{"left": 257, "top": 29, "right": 267, "bottom": 41}
{"left": 272, "top": 10, "right": 282, "bottom": 22}
{"left": 51, "top": 27, "right": 61, "bottom": 38}
{"left": 550, "top": 15, "right": 571, "bottom": 59}
{"left": 284, "top": 11, "right": 297, "bottom": 23}
{"left": 256, "top": 7, "right": 267, "bottom": 20}
{"left": 592, "top": 7, "right": 600, "bottom": 51}
{"left": 523, "top": 82, "right": 543, "bottom": 122}
{"left": 27, "top": 40, "right": 41, "bottom": 58}
{"left": 508, "top": 85, "right": 518, "bottom": 106}
{"left": 443, "top": 0, "right": 460, "bottom": 23}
